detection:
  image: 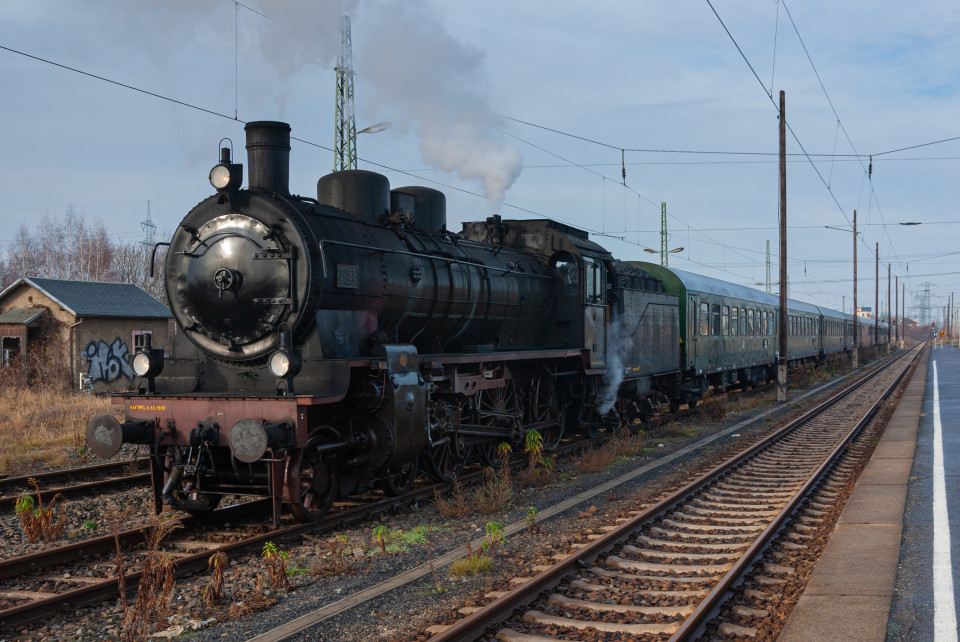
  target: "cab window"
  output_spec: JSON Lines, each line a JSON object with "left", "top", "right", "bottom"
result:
{"left": 553, "top": 255, "right": 578, "bottom": 297}
{"left": 583, "top": 258, "right": 603, "bottom": 303}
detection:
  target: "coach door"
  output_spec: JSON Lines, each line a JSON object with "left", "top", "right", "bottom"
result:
{"left": 583, "top": 257, "right": 606, "bottom": 368}
{"left": 687, "top": 295, "right": 699, "bottom": 368}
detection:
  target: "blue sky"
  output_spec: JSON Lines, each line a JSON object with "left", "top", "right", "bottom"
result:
{"left": 1, "top": 0, "right": 958, "bottom": 320}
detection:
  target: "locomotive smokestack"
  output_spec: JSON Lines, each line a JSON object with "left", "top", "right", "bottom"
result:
{"left": 245, "top": 121, "right": 291, "bottom": 195}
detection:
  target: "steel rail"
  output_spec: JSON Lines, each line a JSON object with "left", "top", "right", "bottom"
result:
{"left": 0, "top": 432, "right": 599, "bottom": 630}
{"left": 670, "top": 344, "right": 921, "bottom": 640}
{"left": 428, "top": 345, "right": 921, "bottom": 641}
{"left": 0, "top": 458, "right": 149, "bottom": 509}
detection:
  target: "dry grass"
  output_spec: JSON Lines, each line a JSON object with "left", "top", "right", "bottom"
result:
{"left": 449, "top": 542, "right": 493, "bottom": 576}
{"left": 307, "top": 534, "right": 354, "bottom": 576}
{"left": 825, "top": 353, "right": 852, "bottom": 376}
{"left": 0, "top": 388, "right": 118, "bottom": 473}
{"left": 472, "top": 466, "right": 513, "bottom": 514}
{"left": 434, "top": 480, "right": 471, "bottom": 517}
{"left": 699, "top": 397, "right": 729, "bottom": 422}
{"left": 576, "top": 430, "right": 644, "bottom": 475}
{"left": 127, "top": 514, "right": 181, "bottom": 639}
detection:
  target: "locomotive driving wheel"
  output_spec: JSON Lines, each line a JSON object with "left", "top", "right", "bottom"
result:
{"left": 376, "top": 461, "right": 417, "bottom": 497}
{"left": 531, "top": 373, "right": 563, "bottom": 451}
{"left": 288, "top": 429, "right": 338, "bottom": 522}
{"left": 476, "top": 438, "right": 510, "bottom": 469}
{"left": 422, "top": 398, "right": 469, "bottom": 482}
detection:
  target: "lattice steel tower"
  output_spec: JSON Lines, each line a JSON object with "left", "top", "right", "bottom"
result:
{"left": 140, "top": 200, "right": 156, "bottom": 249}
{"left": 660, "top": 202, "right": 668, "bottom": 266}
{"left": 916, "top": 282, "right": 935, "bottom": 326}
{"left": 334, "top": 15, "right": 357, "bottom": 172}
{"left": 765, "top": 240, "right": 772, "bottom": 294}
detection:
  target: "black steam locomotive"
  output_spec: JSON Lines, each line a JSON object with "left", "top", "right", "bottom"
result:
{"left": 86, "top": 121, "right": 885, "bottom": 522}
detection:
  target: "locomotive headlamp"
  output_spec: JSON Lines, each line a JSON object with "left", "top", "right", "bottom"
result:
{"left": 269, "top": 351, "right": 299, "bottom": 377}
{"left": 132, "top": 334, "right": 164, "bottom": 379}
{"left": 269, "top": 324, "right": 301, "bottom": 379}
{"left": 132, "top": 351, "right": 153, "bottom": 376}
{"left": 209, "top": 146, "right": 243, "bottom": 191}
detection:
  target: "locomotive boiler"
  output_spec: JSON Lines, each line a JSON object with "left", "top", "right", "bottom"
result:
{"left": 87, "top": 121, "right": 681, "bottom": 522}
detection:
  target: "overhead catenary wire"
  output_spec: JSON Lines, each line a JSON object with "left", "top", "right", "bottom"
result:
{"left": 0, "top": 29, "right": 944, "bottom": 309}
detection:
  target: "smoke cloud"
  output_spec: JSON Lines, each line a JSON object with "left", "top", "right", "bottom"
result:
{"left": 47, "top": 0, "right": 523, "bottom": 202}
{"left": 354, "top": 3, "right": 522, "bottom": 203}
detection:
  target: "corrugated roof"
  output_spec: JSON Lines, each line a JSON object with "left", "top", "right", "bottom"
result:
{"left": 0, "top": 277, "right": 172, "bottom": 319}
{"left": 0, "top": 307, "right": 44, "bottom": 325}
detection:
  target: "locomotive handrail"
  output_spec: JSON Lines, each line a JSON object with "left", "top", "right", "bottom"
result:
{"left": 148, "top": 241, "right": 171, "bottom": 277}
{"left": 316, "top": 239, "right": 555, "bottom": 280}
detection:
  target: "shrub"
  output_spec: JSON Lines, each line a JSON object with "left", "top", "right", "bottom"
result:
{"left": 202, "top": 551, "right": 228, "bottom": 606}
{"left": 261, "top": 541, "right": 291, "bottom": 590}
{"left": 15, "top": 479, "right": 66, "bottom": 543}
{"left": 473, "top": 466, "right": 513, "bottom": 514}
{"left": 435, "top": 480, "right": 471, "bottom": 517}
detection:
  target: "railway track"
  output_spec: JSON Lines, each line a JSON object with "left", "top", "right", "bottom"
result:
{"left": 0, "top": 352, "right": 895, "bottom": 637}
{"left": 0, "top": 428, "right": 610, "bottom": 632}
{"left": 0, "top": 458, "right": 150, "bottom": 511}
{"left": 426, "top": 345, "right": 920, "bottom": 641}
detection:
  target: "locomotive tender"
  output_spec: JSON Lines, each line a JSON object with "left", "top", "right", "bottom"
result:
{"left": 86, "top": 121, "right": 889, "bottom": 522}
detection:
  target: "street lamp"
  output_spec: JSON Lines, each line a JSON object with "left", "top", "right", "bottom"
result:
{"left": 643, "top": 247, "right": 683, "bottom": 267}
{"left": 358, "top": 121, "right": 391, "bottom": 135}
{"left": 824, "top": 214, "right": 861, "bottom": 366}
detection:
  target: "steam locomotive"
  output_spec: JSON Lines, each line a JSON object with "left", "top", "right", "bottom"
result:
{"left": 86, "top": 121, "right": 890, "bottom": 522}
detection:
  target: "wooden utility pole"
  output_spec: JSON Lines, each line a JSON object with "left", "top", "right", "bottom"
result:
{"left": 887, "top": 264, "right": 891, "bottom": 353}
{"left": 875, "top": 242, "right": 879, "bottom": 347}
{"left": 895, "top": 275, "right": 899, "bottom": 344}
{"left": 777, "top": 90, "right": 788, "bottom": 402}
{"left": 853, "top": 210, "right": 858, "bottom": 367}
{"left": 902, "top": 282, "right": 906, "bottom": 344}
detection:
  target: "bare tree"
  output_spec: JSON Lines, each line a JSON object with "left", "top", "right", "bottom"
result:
{"left": 108, "top": 242, "right": 168, "bottom": 304}
{"left": 0, "top": 209, "right": 165, "bottom": 304}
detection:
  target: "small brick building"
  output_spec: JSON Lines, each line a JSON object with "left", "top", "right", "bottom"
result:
{"left": 0, "top": 277, "right": 172, "bottom": 392}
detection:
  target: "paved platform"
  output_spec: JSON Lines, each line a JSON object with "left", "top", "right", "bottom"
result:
{"left": 779, "top": 345, "right": 945, "bottom": 642}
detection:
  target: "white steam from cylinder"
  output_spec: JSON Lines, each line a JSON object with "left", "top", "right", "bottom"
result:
{"left": 597, "top": 318, "right": 628, "bottom": 415}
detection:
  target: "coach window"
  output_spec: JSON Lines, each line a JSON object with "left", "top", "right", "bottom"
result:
{"left": 700, "top": 302, "right": 709, "bottom": 336}
{"left": 722, "top": 306, "right": 730, "bottom": 335}
{"left": 745, "top": 309, "right": 753, "bottom": 335}
{"left": 761, "top": 310, "right": 768, "bottom": 336}
{"left": 731, "top": 307, "right": 739, "bottom": 336}
{"left": 712, "top": 304, "right": 721, "bottom": 335}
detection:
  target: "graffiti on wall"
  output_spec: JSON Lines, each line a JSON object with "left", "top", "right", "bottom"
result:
{"left": 85, "top": 338, "right": 133, "bottom": 382}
